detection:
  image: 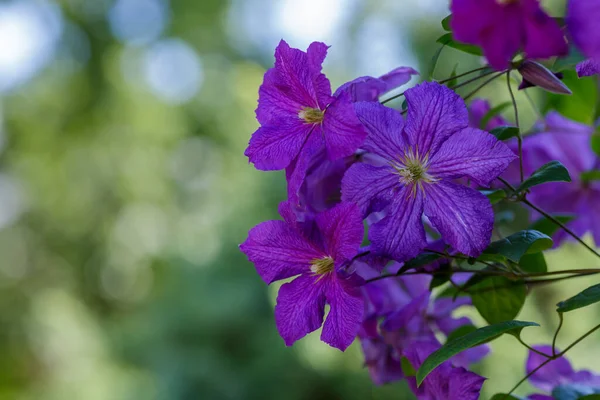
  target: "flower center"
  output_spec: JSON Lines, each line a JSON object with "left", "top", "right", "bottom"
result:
{"left": 310, "top": 256, "right": 334, "bottom": 275}
{"left": 392, "top": 147, "right": 437, "bottom": 193}
{"left": 298, "top": 107, "right": 324, "bottom": 124}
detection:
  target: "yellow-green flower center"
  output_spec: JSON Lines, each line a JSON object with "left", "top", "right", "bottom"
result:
{"left": 392, "top": 147, "right": 437, "bottom": 194}
{"left": 298, "top": 107, "right": 324, "bottom": 124}
{"left": 310, "top": 256, "right": 334, "bottom": 275}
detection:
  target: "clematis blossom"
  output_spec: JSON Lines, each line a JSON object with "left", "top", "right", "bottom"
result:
{"left": 526, "top": 346, "right": 600, "bottom": 399}
{"left": 568, "top": 0, "right": 600, "bottom": 61}
{"left": 240, "top": 201, "right": 365, "bottom": 351}
{"left": 334, "top": 66, "right": 418, "bottom": 102}
{"left": 451, "top": 0, "right": 568, "bottom": 70}
{"left": 342, "top": 82, "right": 517, "bottom": 261}
{"left": 245, "top": 40, "right": 367, "bottom": 205}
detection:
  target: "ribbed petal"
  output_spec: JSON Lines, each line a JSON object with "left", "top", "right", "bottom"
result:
{"left": 577, "top": 59, "right": 600, "bottom": 77}
{"left": 316, "top": 203, "right": 363, "bottom": 265}
{"left": 354, "top": 101, "right": 407, "bottom": 160}
{"left": 341, "top": 163, "right": 398, "bottom": 216}
{"left": 322, "top": 90, "right": 367, "bottom": 160}
{"left": 428, "top": 127, "right": 517, "bottom": 187}
{"left": 321, "top": 275, "right": 364, "bottom": 351}
{"left": 423, "top": 181, "right": 493, "bottom": 257}
{"left": 286, "top": 131, "right": 325, "bottom": 206}
{"left": 404, "top": 82, "right": 469, "bottom": 156}
{"left": 568, "top": 0, "right": 600, "bottom": 60}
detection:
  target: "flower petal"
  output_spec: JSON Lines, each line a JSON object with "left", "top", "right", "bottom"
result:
{"left": 369, "top": 185, "right": 427, "bottom": 261}
{"left": 354, "top": 101, "right": 407, "bottom": 160}
{"left": 341, "top": 163, "right": 398, "bottom": 216}
{"left": 404, "top": 82, "right": 468, "bottom": 156}
{"left": 286, "top": 131, "right": 325, "bottom": 206}
{"left": 275, "top": 274, "right": 327, "bottom": 346}
{"left": 322, "top": 91, "right": 368, "bottom": 160}
{"left": 447, "top": 367, "right": 487, "bottom": 400}
{"left": 522, "top": 4, "right": 568, "bottom": 60}
{"left": 316, "top": 203, "right": 363, "bottom": 264}
{"left": 321, "top": 275, "right": 364, "bottom": 351}
{"left": 577, "top": 59, "right": 600, "bottom": 77}
{"left": 423, "top": 181, "right": 493, "bottom": 257}
{"left": 240, "top": 220, "right": 322, "bottom": 284}
{"left": 568, "top": 0, "right": 600, "bottom": 60}
{"left": 469, "top": 98, "right": 509, "bottom": 130}
{"left": 428, "top": 127, "right": 518, "bottom": 187}
{"left": 527, "top": 345, "right": 575, "bottom": 392}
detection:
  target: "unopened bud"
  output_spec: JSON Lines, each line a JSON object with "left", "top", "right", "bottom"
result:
{"left": 517, "top": 60, "right": 572, "bottom": 95}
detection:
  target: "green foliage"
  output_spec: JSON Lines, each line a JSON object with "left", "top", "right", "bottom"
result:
{"left": 557, "top": 283, "right": 600, "bottom": 313}
{"left": 416, "top": 321, "right": 539, "bottom": 385}
{"left": 480, "top": 189, "right": 507, "bottom": 204}
{"left": 441, "top": 15, "right": 452, "bottom": 31}
{"left": 401, "top": 357, "right": 417, "bottom": 377}
{"left": 490, "top": 126, "right": 520, "bottom": 141}
{"left": 471, "top": 277, "right": 527, "bottom": 324}
{"left": 581, "top": 170, "right": 600, "bottom": 183}
{"left": 446, "top": 324, "right": 478, "bottom": 342}
{"left": 479, "top": 102, "right": 511, "bottom": 130}
{"left": 484, "top": 230, "right": 553, "bottom": 262}
{"left": 519, "top": 252, "right": 548, "bottom": 274}
{"left": 529, "top": 215, "right": 576, "bottom": 237}
{"left": 517, "top": 161, "right": 572, "bottom": 193}
{"left": 553, "top": 44, "right": 588, "bottom": 72}
{"left": 436, "top": 33, "right": 483, "bottom": 56}
{"left": 592, "top": 134, "right": 600, "bottom": 157}
{"left": 489, "top": 395, "right": 521, "bottom": 400}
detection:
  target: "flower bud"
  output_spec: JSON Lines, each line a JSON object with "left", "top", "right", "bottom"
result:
{"left": 517, "top": 60, "right": 572, "bottom": 95}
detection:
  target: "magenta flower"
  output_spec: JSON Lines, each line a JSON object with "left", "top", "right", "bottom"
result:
{"left": 240, "top": 201, "right": 365, "bottom": 351}
{"left": 450, "top": 0, "right": 568, "bottom": 70}
{"left": 405, "top": 341, "right": 485, "bottom": 400}
{"left": 526, "top": 346, "right": 600, "bottom": 399}
{"left": 568, "top": 0, "right": 600, "bottom": 61}
{"left": 342, "top": 82, "right": 517, "bottom": 260}
{"left": 245, "top": 40, "right": 367, "bottom": 204}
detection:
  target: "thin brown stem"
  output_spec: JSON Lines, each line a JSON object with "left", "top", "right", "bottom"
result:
{"left": 506, "top": 71, "right": 524, "bottom": 182}
{"left": 438, "top": 65, "right": 490, "bottom": 85}
{"left": 516, "top": 336, "right": 551, "bottom": 358}
{"left": 552, "top": 313, "right": 564, "bottom": 356}
{"left": 462, "top": 71, "right": 507, "bottom": 101}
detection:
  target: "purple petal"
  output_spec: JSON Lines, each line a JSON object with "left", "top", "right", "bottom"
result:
{"left": 256, "top": 68, "right": 304, "bottom": 126}
{"left": 322, "top": 90, "right": 368, "bottom": 160}
{"left": 527, "top": 345, "right": 575, "bottom": 392}
{"left": 568, "top": 0, "right": 600, "bottom": 60}
{"left": 382, "top": 292, "right": 430, "bottom": 332}
{"left": 360, "top": 337, "right": 403, "bottom": 385}
{"left": 334, "top": 76, "right": 388, "bottom": 102}
{"left": 404, "top": 82, "right": 469, "bottom": 156}
{"left": 423, "top": 181, "right": 493, "bottom": 257}
{"left": 245, "top": 119, "right": 313, "bottom": 170}
{"left": 354, "top": 101, "right": 407, "bottom": 160}
{"left": 529, "top": 395, "right": 554, "bottom": 400}
{"left": 286, "top": 132, "right": 325, "bottom": 207}
{"left": 447, "top": 367, "right": 487, "bottom": 400}
{"left": 315, "top": 203, "right": 363, "bottom": 264}
{"left": 577, "top": 59, "right": 600, "bottom": 77}
{"left": 428, "top": 127, "right": 518, "bottom": 187}
{"left": 321, "top": 275, "right": 364, "bottom": 351}
{"left": 240, "top": 220, "right": 322, "bottom": 284}
{"left": 341, "top": 163, "right": 398, "bottom": 216}
{"left": 275, "top": 274, "right": 327, "bottom": 346}
{"left": 370, "top": 186, "right": 427, "bottom": 261}
{"left": 469, "top": 98, "right": 509, "bottom": 130}
{"left": 522, "top": 3, "right": 568, "bottom": 60}
{"left": 479, "top": 15, "right": 523, "bottom": 71}
{"left": 379, "top": 66, "right": 419, "bottom": 92}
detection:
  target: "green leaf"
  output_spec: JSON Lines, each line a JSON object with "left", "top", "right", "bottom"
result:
{"left": 416, "top": 320, "right": 539, "bottom": 385}
{"left": 553, "top": 44, "right": 588, "bottom": 72}
{"left": 489, "top": 395, "right": 521, "bottom": 400}
{"left": 528, "top": 214, "right": 576, "bottom": 237}
{"left": 557, "top": 283, "right": 600, "bottom": 313}
{"left": 436, "top": 33, "right": 483, "bottom": 56}
{"left": 517, "top": 161, "right": 572, "bottom": 192}
{"left": 403, "top": 252, "right": 442, "bottom": 269}
{"left": 400, "top": 356, "right": 416, "bottom": 377}
{"left": 446, "top": 324, "right": 478, "bottom": 342}
{"left": 479, "top": 102, "right": 512, "bottom": 130}
{"left": 484, "top": 230, "right": 553, "bottom": 262}
{"left": 429, "top": 45, "right": 446, "bottom": 80}
{"left": 581, "top": 170, "right": 600, "bottom": 183}
{"left": 446, "top": 63, "right": 459, "bottom": 88}
{"left": 480, "top": 189, "right": 507, "bottom": 204}
{"left": 592, "top": 134, "right": 600, "bottom": 157}
{"left": 577, "top": 395, "right": 600, "bottom": 400}
{"left": 471, "top": 277, "right": 527, "bottom": 324}
{"left": 441, "top": 14, "right": 452, "bottom": 31}
{"left": 490, "top": 126, "right": 520, "bottom": 141}
{"left": 519, "top": 252, "right": 547, "bottom": 274}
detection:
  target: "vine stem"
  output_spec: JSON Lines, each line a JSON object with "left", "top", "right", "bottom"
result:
{"left": 506, "top": 70, "right": 524, "bottom": 182}
{"left": 552, "top": 313, "right": 564, "bottom": 357}
{"left": 462, "top": 71, "right": 506, "bottom": 101}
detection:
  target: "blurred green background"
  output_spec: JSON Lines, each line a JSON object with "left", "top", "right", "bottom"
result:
{"left": 0, "top": 0, "right": 598, "bottom": 399}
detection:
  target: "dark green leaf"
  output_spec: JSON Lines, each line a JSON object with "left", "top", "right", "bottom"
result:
{"left": 490, "top": 126, "right": 520, "bottom": 141}
{"left": 577, "top": 395, "right": 600, "bottom": 400}
{"left": 400, "top": 356, "right": 416, "bottom": 377}
{"left": 489, "top": 394, "right": 521, "bottom": 400}
{"left": 480, "top": 189, "right": 507, "bottom": 204}
{"left": 529, "top": 214, "right": 576, "bottom": 237}
{"left": 553, "top": 44, "right": 588, "bottom": 72}
{"left": 441, "top": 15, "right": 451, "bottom": 31}
{"left": 517, "top": 161, "right": 571, "bottom": 192}
{"left": 479, "top": 102, "right": 512, "bottom": 130}
{"left": 557, "top": 283, "right": 600, "bottom": 313}
{"left": 429, "top": 45, "right": 446, "bottom": 80}
{"left": 436, "top": 33, "right": 483, "bottom": 56}
{"left": 403, "top": 252, "right": 442, "bottom": 269}
{"left": 416, "top": 320, "right": 539, "bottom": 385}
{"left": 519, "top": 252, "right": 547, "bottom": 274}
{"left": 581, "top": 170, "right": 600, "bottom": 182}
{"left": 446, "top": 324, "right": 477, "bottom": 342}
{"left": 592, "top": 134, "right": 600, "bottom": 157}
{"left": 471, "top": 277, "right": 527, "bottom": 324}
{"left": 484, "top": 230, "right": 553, "bottom": 262}
{"left": 446, "top": 63, "right": 459, "bottom": 88}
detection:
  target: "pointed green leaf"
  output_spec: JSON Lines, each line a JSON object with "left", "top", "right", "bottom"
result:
{"left": 480, "top": 189, "right": 507, "bottom": 204}
{"left": 484, "top": 230, "right": 553, "bottom": 262}
{"left": 479, "top": 102, "right": 512, "bottom": 130}
{"left": 519, "top": 252, "right": 547, "bottom": 274}
{"left": 436, "top": 33, "right": 483, "bottom": 56}
{"left": 557, "top": 283, "right": 600, "bottom": 313}
{"left": 446, "top": 324, "right": 478, "bottom": 342}
{"left": 400, "top": 356, "right": 416, "bottom": 377}
{"left": 517, "top": 161, "right": 571, "bottom": 192}
{"left": 577, "top": 395, "right": 600, "bottom": 400}
{"left": 529, "top": 214, "right": 576, "bottom": 237}
{"left": 471, "top": 277, "right": 527, "bottom": 324}
{"left": 416, "top": 320, "right": 539, "bottom": 385}
{"left": 446, "top": 63, "right": 459, "bottom": 88}
{"left": 581, "top": 170, "right": 600, "bottom": 183}
{"left": 489, "top": 395, "right": 521, "bottom": 400}
{"left": 441, "top": 15, "right": 451, "bottom": 31}
{"left": 490, "top": 126, "right": 520, "bottom": 141}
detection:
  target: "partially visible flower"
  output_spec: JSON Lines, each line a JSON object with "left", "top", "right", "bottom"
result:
{"left": 526, "top": 345, "right": 600, "bottom": 399}
{"left": 468, "top": 98, "right": 509, "bottom": 130}
{"left": 342, "top": 82, "right": 517, "bottom": 260}
{"left": 576, "top": 58, "right": 600, "bottom": 77}
{"left": 451, "top": 0, "right": 568, "bottom": 70}
{"left": 405, "top": 340, "right": 485, "bottom": 400}
{"left": 334, "top": 67, "right": 419, "bottom": 102}
{"left": 568, "top": 0, "right": 600, "bottom": 61}
{"left": 245, "top": 40, "right": 367, "bottom": 205}
{"left": 240, "top": 202, "right": 365, "bottom": 350}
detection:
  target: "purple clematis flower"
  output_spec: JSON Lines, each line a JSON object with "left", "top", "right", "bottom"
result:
{"left": 451, "top": 0, "right": 568, "bottom": 70}
{"left": 526, "top": 345, "right": 600, "bottom": 399}
{"left": 245, "top": 40, "right": 367, "bottom": 205}
{"left": 568, "top": 0, "right": 600, "bottom": 62}
{"left": 342, "top": 82, "right": 517, "bottom": 260}
{"left": 240, "top": 201, "right": 365, "bottom": 351}
{"left": 334, "top": 66, "right": 419, "bottom": 102}
{"left": 521, "top": 112, "right": 600, "bottom": 246}
{"left": 405, "top": 340, "right": 486, "bottom": 400}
